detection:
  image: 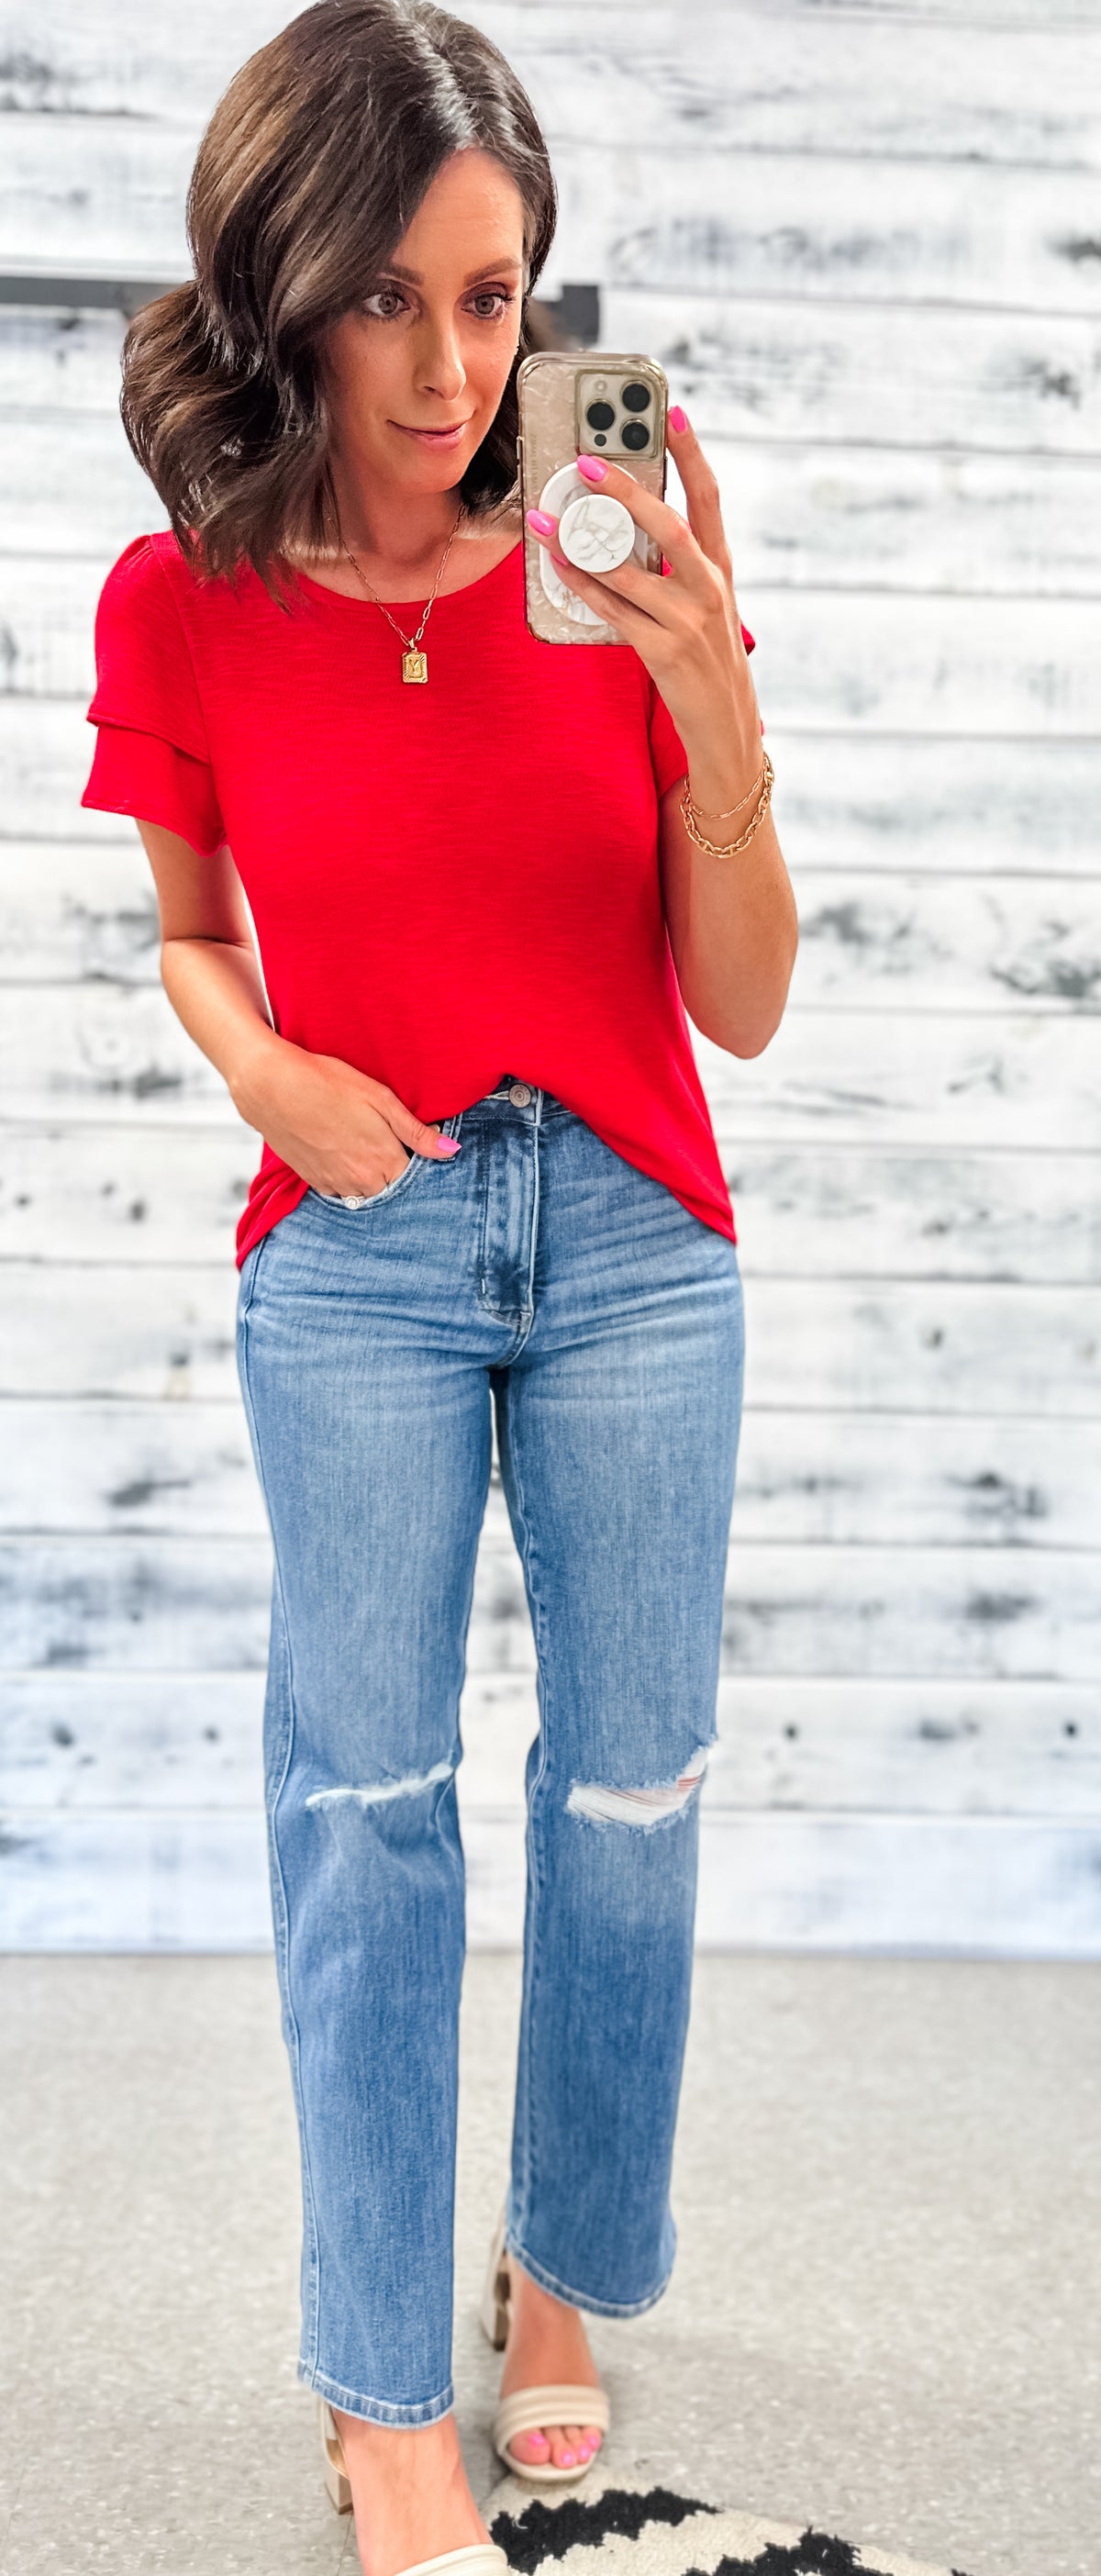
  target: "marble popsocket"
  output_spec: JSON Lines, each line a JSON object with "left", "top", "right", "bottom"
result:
{"left": 536, "top": 463, "right": 647, "bottom": 626}
{"left": 557, "top": 491, "right": 637, "bottom": 574}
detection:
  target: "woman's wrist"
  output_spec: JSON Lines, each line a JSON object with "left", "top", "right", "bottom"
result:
{"left": 679, "top": 695, "right": 764, "bottom": 819}
{"left": 227, "top": 1018, "right": 287, "bottom": 1127}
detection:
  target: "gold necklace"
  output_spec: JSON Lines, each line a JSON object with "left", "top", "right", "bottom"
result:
{"left": 339, "top": 514, "right": 462, "bottom": 685}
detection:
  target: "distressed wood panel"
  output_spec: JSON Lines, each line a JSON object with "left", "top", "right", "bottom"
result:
{"left": 3, "top": 1126, "right": 1096, "bottom": 1284}
{"left": 0, "top": 1121, "right": 254, "bottom": 1264}
{"left": 2, "top": 982, "right": 1098, "bottom": 1143}
{"left": 12, "top": 557, "right": 1101, "bottom": 731}
{"left": 786, "top": 3, "right": 1101, "bottom": 25}
{"left": 551, "top": 148, "right": 1101, "bottom": 320}
{"left": 0, "top": 417, "right": 161, "bottom": 554}
{"left": 7, "top": 842, "right": 1101, "bottom": 1016}
{"left": 3, "top": 1401, "right": 1099, "bottom": 1549}
{"left": 3, "top": 984, "right": 1098, "bottom": 1143}
{"left": 699, "top": 1012, "right": 1101, "bottom": 1148}
{"left": 0, "top": 700, "right": 135, "bottom": 842}
{"left": 0, "top": 841, "right": 161, "bottom": 982}
{"left": 0, "top": 1272, "right": 241, "bottom": 1400}
{"left": 607, "top": 290, "right": 1101, "bottom": 457}
{"left": 8, "top": 294, "right": 1101, "bottom": 465}
{"left": 709, "top": 442, "right": 1101, "bottom": 596}
{"left": 4, "top": 1264, "right": 1099, "bottom": 1413}
{"left": 788, "top": 874, "right": 1101, "bottom": 1014}
{"left": 5, "top": 126, "right": 1101, "bottom": 320}
{"left": 740, "top": 1278, "right": 1101, "bottom": 1412}
{"left": 12, "top": 411, "right": 1101, "bottom": 594}
{"left": 4, "top": 5, "right": 1099, "bottom": 167}
{"left": 1, "top": 1537, "right": 1097, "bottom": 1680}
{"left": 2, "top": 0, "right": 1097, "bottom": 1953}
{"left": 0, "top": 307, "right": 128, "bottom": 415}
{"left": 4, "top": 1670, "right": 1097, "bottom": 1820}
{"left": 727, "top": 1147, "right": 1101, "bottom": 1284}
{"left": 8, "top": 701, "right": 1101, "bottom": 875}
{"left": 2, "top": 1808, "right": 1098, "bottom": 1956}
{"left": 0, "top": 983, "right": 231, "bottom": 1120}
{"left": 692, "top": 1812, "right": 1101, "bottom": 1955}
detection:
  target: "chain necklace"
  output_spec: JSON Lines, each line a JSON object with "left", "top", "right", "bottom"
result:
{"left": 339, "top": 512, "right": 462, "bottom": 685}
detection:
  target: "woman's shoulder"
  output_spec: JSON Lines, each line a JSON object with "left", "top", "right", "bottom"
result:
{"left": 98, "top": 528, "right": 250, "bottom": 628}
{"left": 95, "top": 529, "right": 203, "bottom": 638}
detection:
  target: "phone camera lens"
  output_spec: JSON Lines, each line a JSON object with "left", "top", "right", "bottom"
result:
{"left": 585, "top": 400, "right": 616, "bottom": 431}
{"left": 593, "top": 433, "right": 607, "bottom": 446}
{"left": 622, "top": 420, "right": 650, "bottom": 451}
{"left": 622, "top": 382, "right": 651, "bottom": 412}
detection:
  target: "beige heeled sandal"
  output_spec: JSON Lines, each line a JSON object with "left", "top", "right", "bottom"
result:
{"left": 479, "top": 2212, "right": 610, "bottom": 2488}
{"left": 318, "top": 2403, "right": 508, "bottom": 2576}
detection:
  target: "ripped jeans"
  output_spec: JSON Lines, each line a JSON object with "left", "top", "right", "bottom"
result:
{"left": 236, "top": 1080, "right": 743, "bottom": 2425}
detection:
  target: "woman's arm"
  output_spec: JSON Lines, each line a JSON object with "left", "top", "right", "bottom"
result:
{"left": 136, "top": 820, "right": 459, "bottom": 1194}
{"left": 657, "top": 778, "right": 795, "bottom": 1060}
{"left": 525, "top": 412, "right": 798, "bottom": 1057}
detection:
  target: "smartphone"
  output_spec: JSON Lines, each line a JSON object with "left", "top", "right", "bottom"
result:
{"left": 517, "top": 351, "right": 668, "bottom": 645}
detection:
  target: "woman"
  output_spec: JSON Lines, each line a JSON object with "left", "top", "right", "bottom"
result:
{"left": 83, "top": 4, "right": 796, "bottom": 2570}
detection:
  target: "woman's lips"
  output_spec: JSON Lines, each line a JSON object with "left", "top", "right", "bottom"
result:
{"left": 392, "top": 420, "right": 472, "bottom": 445}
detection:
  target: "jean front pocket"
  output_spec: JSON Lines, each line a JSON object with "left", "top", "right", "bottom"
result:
{"left": 309, "top": 1150, "right": 425, "bottom": 1214}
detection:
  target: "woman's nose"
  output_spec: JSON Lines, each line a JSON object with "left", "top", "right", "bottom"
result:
{"left": 415, "top": 322, "right": 466, "bottom": 403}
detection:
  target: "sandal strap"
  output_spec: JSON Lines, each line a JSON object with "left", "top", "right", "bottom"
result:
{"left": 494, "top": 2382, "right": 610, "bottom": 2447}
{"left": 397, "top": 2553, "right": 509, "bottom": 2576}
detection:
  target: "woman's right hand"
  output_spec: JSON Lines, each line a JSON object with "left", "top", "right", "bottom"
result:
{"left": 232, "top": 1034, "right": 460, "bottom": 1198}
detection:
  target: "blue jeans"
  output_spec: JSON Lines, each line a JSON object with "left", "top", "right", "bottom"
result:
{"left": 236, "top": 1080, "right": 743, "bottom": 2425}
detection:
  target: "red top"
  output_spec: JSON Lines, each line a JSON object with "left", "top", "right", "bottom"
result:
{"left": 83, "top": 530, "right": 736, "bottom": 1266}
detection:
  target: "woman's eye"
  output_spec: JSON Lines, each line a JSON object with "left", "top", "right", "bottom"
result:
{"left": 362, "top": 287, "right": 407, "bottom": 319}
{"left": 468, "top": 289, "right": 513, "bottom": 319}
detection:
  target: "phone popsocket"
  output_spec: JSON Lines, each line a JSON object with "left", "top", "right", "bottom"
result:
{"left": 537, "top": 463, "right": 645, "bottom": 626}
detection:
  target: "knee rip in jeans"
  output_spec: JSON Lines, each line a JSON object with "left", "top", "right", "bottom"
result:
{"left": 305, "top": 1757, "right": 454, "bottom": 1812}
{"left": 565, "top": 1743, "right": 710, "bottom": 1830}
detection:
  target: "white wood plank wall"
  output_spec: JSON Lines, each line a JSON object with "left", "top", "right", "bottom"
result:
{"left": 1, "top": 0, "right": 1099, "bottom": 1952}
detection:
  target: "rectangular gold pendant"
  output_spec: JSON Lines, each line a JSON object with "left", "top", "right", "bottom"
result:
{"left": 402, "top": 650, "right": 428, "bottom": 684}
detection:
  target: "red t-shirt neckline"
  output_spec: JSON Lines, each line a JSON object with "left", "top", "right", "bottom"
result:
{"left": 283, "top": 536, "right": 523, "bottom": 619}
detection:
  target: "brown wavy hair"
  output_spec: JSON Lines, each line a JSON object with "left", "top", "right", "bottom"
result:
{"left": 120, "top": 0, "right": 556, "bottom": 596}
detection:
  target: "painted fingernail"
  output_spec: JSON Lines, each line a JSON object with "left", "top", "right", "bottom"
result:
{"left": 435, "top": 1137, "right": 462, "bottom": 1155}
{"left": 740, "top": 620, "right": 756, "bottom": 652}
{"left": 526, "top": 507, "right": 556, "bottom": 536}
{"left": 576, "top": 453, "right": 606, "bottom": 483}
{"left": 550, "top": 552, "right": 570, "bottom": 569}
{"left": 668, "top": 406, "right": 689, "bottom": 432}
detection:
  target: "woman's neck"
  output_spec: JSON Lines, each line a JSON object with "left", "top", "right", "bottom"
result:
{"left": 322, "top": 455, "right": 466, "bottom": 580}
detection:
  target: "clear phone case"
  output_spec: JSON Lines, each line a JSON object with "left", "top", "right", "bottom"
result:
{"left": 517, "top": 351, "right": 668, "bottom": 645}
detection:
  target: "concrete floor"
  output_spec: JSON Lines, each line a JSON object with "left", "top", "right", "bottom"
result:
{"left": 0, "top": 1956, "right": 1096, "bottom": 2576}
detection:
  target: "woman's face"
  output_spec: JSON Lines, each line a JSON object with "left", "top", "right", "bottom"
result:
{"left": 322, "top": 150, "right": 527, "bottom": 502}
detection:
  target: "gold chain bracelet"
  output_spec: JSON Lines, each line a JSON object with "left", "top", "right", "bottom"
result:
{"left": 680, "top": 748, "right": 774, "bottom": 856}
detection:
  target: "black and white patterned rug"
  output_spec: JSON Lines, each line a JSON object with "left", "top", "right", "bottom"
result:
{"left": 486, "top": 2467, "right": 972, "bottom": 2576}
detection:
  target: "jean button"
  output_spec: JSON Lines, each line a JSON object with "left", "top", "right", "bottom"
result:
{"left": 342, "top": 1194, "right": 365, "bottom": 1209}
{"left": 508, "top": 1082, "right": 532, "bottom": 1107}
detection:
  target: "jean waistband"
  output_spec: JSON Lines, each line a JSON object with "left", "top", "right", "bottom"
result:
{"left": 466, "top": 1077, "right": 573, "bottom": 1121}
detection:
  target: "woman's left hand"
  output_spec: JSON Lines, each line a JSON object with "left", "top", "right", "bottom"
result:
{"left": 526, "top": 409, "right": 762, "bottom": 808}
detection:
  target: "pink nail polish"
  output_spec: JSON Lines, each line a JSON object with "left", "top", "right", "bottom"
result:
{"left": 668, "top": 406, "right": 689, "bottom": 432}
{"left": 550, "top": 552, "right": 570, "bottom": 570}
{"left": 740, "top": 620, "right": 756, "bottom": 653}
{"left": 436, "top": 1137, "right": 461, "bottom": 1155}
{"left": 526, "top": 507, "right": 556, "bottom": 536}
{"left": 560, "top": 2450, "right": 576, "bottom": 2466}
{"left": 576, "top": 453, "right": 606, "bottom": 483}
